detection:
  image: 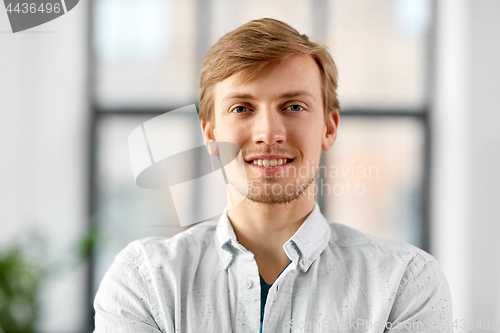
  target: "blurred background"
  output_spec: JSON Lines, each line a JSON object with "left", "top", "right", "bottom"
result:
{"left": 1, "top": 0, "right": 499, "bottom": 331}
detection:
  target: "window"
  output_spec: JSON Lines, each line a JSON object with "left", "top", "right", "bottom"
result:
{"left": 89, "top": 0, "right": 433, "bottom": 326}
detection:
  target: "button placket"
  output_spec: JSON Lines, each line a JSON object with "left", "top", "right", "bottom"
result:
{"left": 263, "top": 265, "right": 296, "bottom": 332}
{"left": 232, "top": 251, "right": 261, "bottom": 332}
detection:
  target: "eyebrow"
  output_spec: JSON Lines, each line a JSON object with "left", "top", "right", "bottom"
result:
{"left": 221, "top": 90, "right": 317, "bottom": 105}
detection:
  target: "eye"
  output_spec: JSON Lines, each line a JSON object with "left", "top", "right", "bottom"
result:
{"left": 232, "top": 106, "right": 248, "bottom": 114}
{"left": 285, "top": 104, "right": 304, "bottom": 112}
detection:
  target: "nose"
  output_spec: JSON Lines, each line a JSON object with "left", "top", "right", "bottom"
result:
{"left": 252, "top": 107, "right": 286, "bottom": 145}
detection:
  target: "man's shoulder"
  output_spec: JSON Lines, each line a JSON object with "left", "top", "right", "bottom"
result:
{"left": 114, "top": 221, "right": 219, "bottom": 266}
{"left": 327, "top": 222, "right": 435, "bottom": 266}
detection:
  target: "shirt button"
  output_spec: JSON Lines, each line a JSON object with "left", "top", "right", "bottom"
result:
{"left": 301, "top": 259, "right": 309, "bottom": 266}
{"left": 245, "top": 280, "right": 253, "bottom": 289}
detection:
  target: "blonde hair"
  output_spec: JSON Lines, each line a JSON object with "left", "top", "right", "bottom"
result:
{"left": 198, "top": 18, "right": 340, "bottom": 128}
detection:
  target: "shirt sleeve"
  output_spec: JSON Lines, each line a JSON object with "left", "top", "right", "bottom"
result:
{"left": 386, "top": 256, "right": 453, "bottom": 332}
{"left": 93, "top": 255, "right": 163, "bottom": 333}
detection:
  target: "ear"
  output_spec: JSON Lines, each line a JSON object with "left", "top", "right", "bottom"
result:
{"left": 322, "top": 109, "right": 339, "bottom": 152}
{"left": 200, "top": 118, "right": 218, "bottom": 155}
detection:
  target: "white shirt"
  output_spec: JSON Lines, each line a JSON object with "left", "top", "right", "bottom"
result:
{"left": 94, "top": 203, "right": 453, "bottom": 332}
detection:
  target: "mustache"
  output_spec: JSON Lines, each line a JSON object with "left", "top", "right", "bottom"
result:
{"left": 241, "top": 147, "right": 301, "bottom": 159}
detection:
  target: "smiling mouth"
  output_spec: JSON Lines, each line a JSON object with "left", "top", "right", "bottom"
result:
{"left": 246, "top": 158, "right": 294, "bottom": 167}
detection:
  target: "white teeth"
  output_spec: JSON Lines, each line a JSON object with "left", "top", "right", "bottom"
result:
{"left": 251, "top": 158, "right": 291, "bottom": 167}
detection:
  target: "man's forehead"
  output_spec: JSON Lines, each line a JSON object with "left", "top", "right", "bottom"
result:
{"left": 215, "top": 55, "right": 322, "bottom": 104}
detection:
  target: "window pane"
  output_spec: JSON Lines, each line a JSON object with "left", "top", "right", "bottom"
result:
{"left": 93, "top": 0, "right": 197, "bottom": 108}
{"left": 327, "top": 0, "right": 431, "bottom": 110}
{"left": 93, "top": 114, "right": 197, "bottom": 292}
{"left": 321, "top": 117, "right": 425, "bottom": 246}
{"left": 209, "top": 0, "right": 319, "bottom": 46}
{"left": 93, "top": 0, "right": 430, "bottom": 110}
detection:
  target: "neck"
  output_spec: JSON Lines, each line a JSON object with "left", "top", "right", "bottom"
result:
{"left": 226, "top": 185, "right": 316, "bottom": 283}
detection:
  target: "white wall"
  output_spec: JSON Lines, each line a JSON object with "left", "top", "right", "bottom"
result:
{"left": 0, "top": 2, "right": 89, "bottom": 332}
{"left": 467, "top": 0, "right": 500, "bottom": 323}
{"left": 432, "top": 0, "right": 500, "bottom": 327}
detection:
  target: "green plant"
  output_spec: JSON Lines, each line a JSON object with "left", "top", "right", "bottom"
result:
{"left": 0, "top": 246, "right": 44, "bottom": 333}
{"left": 0, "top": 224, "right": 101, "bottom": 332}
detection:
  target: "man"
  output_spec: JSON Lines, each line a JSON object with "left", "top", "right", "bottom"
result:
{"left": 94, "top": 18, "right": 452, "bottom": 332}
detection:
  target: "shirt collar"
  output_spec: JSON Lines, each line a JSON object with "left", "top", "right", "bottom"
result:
{"left": 214, "top": 207, "right": 237, "bottom": 270}
{"left": 214, "top": 202, "right": 331, "bottom": 272}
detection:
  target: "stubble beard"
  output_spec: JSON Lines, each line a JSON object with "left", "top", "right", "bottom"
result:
{"left": 228, "top": 163, "right": 319, "bottom": 205}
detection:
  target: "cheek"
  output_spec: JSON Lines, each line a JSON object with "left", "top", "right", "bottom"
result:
{"left": 214, "top": 123, "right": 245, "bottom": 145}
{"left": 292, "top": 122, "right": 324, "bottom": 147}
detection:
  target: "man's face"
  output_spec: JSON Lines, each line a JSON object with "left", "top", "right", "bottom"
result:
{"left": 202, "top": 54, "right": 338, "bottom": 204}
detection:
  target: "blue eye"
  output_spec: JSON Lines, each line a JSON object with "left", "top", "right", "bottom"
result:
{"left": 286, "top": 105, "right": 304, "bottom": 111}
{"left": 233, "top": 106, "right": 247, "bottom": 114}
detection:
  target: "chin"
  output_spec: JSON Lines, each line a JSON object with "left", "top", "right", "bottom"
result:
{"left": 232, "top": 176, "right": 316, "bottom": 205}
